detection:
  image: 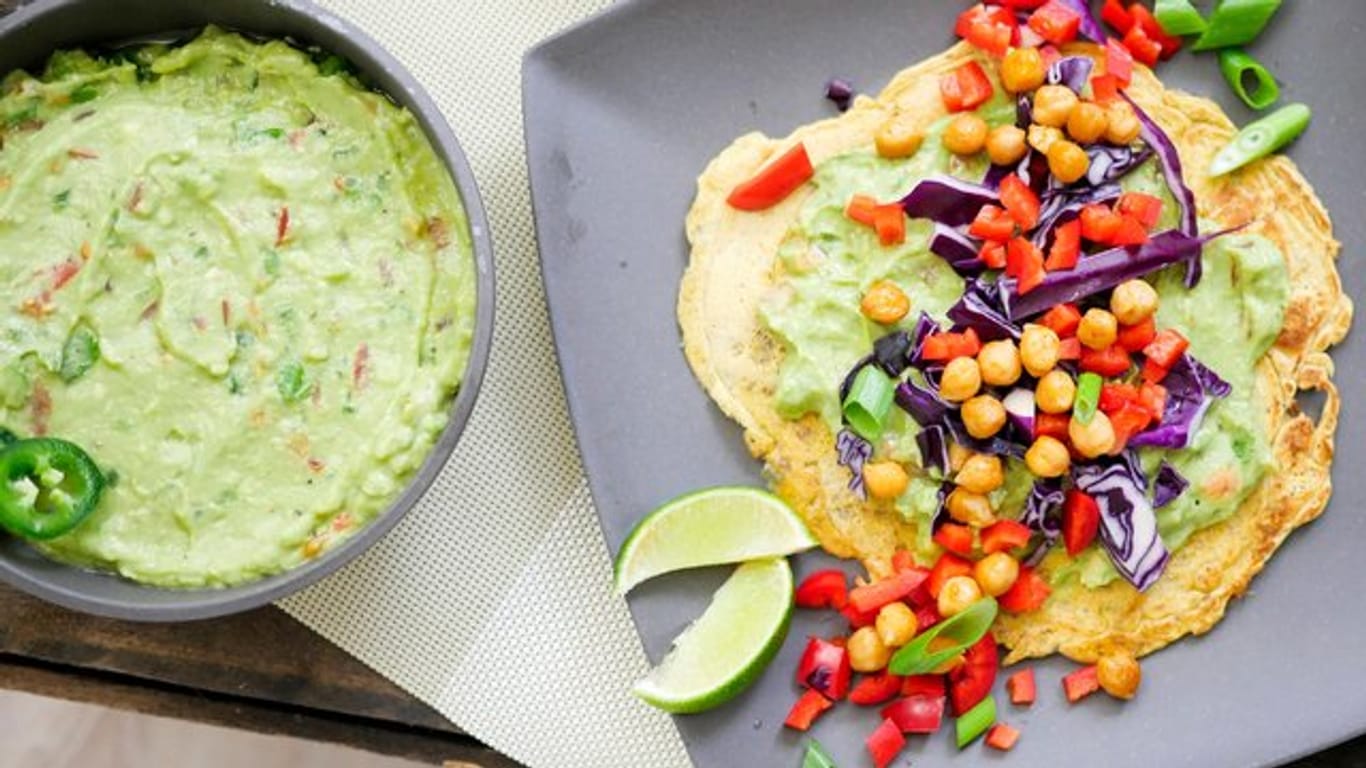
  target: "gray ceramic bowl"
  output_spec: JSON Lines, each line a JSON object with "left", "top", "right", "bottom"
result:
{"left": 0, "top": 0, "right": 495, "bottom": 621}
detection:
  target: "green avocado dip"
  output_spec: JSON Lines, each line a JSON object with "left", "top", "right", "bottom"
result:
{"left": 760, "top": 98, "right": 1288, "bottom": 589}
{"left": 0, "top": 28, "right": 476, "bottom": 587}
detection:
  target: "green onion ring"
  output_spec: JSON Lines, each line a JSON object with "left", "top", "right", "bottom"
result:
{"left": 1219, "top": 48, "right": 1280, "bottom": 110}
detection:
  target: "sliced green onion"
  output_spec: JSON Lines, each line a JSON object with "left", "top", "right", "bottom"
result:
{"left": 1218, "top": 49, "right": 1279, "bottom": 110}
{"left": 889, "top": 597, "right": 997, "bottom": 675}
{"left": 1154, "top": 0, "right": 1208, "bottom": 36}
{"left": 1209, "top": 102, "right": 1311, "bottom": 177}
{"left": 1192, "top": 0, "right": 1282, "bottom": 51}
{"left": 955, "top": 695, "right": 997, "bottom": 748}
{"left": 842, "top": 366, "right": 895, "bottom": 441}
{"left": 802, "top": 740, "right": 838, "bottom": 768}
{"left": 1073, "top": 372, "right": 1103, "bottom": 426}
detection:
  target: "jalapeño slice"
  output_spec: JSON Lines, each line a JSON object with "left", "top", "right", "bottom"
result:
{"left": 0, "top": 438, "right": 105, "bottom": 540}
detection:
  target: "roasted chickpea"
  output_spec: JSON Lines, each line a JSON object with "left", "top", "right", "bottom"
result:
{"left": 1066, "top": 101, "right": 1110, "bottom": 144}
{"left": 939, "top": 357, "right": 982, "bottom": 402}
{"left": 1032, "top": 84, "right": 1079, "bottom": 128}
{"left": 876, "top": 602, "right": 917, "bottom": 648}
{"left": 1070, "top": 410, "right": 1117, "bottom": 458}
{"left": 1097, "top": 652, "right": 1142, "bottom": 700}
{"left": 1001, "top": 47, "right": 1046, "bottom": 94}
{"left": 1077, "top": 308, "right": 1118, "bottom": 350}
{"left": 1110, "top": 279, "right": 1159, "bottom": 326}
{"left": 942, "top": 113, "right": 989, "bottom": 156}
{"left": 1105, "top": 101, "right": 1142, "bottom": 145}
{"left": 1035, "top": 370, "right": 1077, "bottom": 414}
{"left": 1027, "top": 123, "right": 1064, "bottom": 154}
{"left": 876, "top": 113, "right": 925, "bottom": 159}
{"left": 1047, "top": 139, "right": 1090, "bottom": 184}
{"left": 956, "top": 453, "right": 1005, "bottom": 495}
{"left": 986, "top": 124, "right": 1029, "bottom": 166}
{"left": 860, "top": 280, "right": 911, "bottom": 325}
{"left": 863, "top": 461, "right": 910, "bottom": 501}
{"left": 946, "top": 487, "right": 995, "bottom": 527}
{"left": 973, "top": 552, "right": 1020, "bottom": 597}
{"left": 948, "top": 441, "right": 971, "bottom": 472}
{"left": 1025, "top": 435, "right": 1071, "bottom": 478}
{"left": 977, "top": 340, "right": 1022, "bottom": 387}
{"left": 937, "top": 575, "right": 983, "bottom": 618}
{"left": 848, "top": 626, "right": 892, "bottom": 672}
{"left": 1019, "top": 323, "right": 1061, "bottom": 378}
{"left": 962, "top": 395, "right": 1007, "bottom": 439}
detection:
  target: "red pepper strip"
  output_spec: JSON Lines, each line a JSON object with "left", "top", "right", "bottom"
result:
{"left": 850, "top": 671, "right": 905, "bottom": 706}
{"left": 1006, "top": 237, "right": 1045, "bottom": 295}
{"left": 1144, "top": 328, "right": 1190, "bottom": 369}
{"left": 849, "top": 568, "right": 930, "bottom": 615}
{"left": 1118, "top": 192, "right": 1164, "bottom": 229}
{"left": 933, "top": 522, "right": 975, "bottom": 557}
{"left": 1101, "top": 0, "right": 1133, "bottom": 34}
{"left": 866, "top": 718, "right": 907, "bottom": 768}
{"left": 1080, "top": 343, "right": 1133, "bottom": 377}
{"left": 986, "top": 723, "right": 1022, "bottom": 751}
{"left": 955, "top": 5, "right": 1018, "bottom": 58}
{"left": 969, "top": 204, "right": 1016, "bottom": 242}
{"left": 957, "top": 62, "right": 996, "bottom": 111}
{"left": 873, "top": 204, "right": 906, "bottom": 246}
{"left": 1090, "top": 73, "right": 1121, "bottom": 104}
{"left": 902, "top": 674, "right": 947, "bottom": 699}
{"left": 783, "top": 689, "right": 833, "bottom": 731}
{"left": 881, "top": 695, "right": 946, "bottom": 734}
{"left": 928, "top": 553, "right": 974, "bottom": 599}
{"left": 1104, "top": 37, "right": 1134, "bottom": 88}
{"left": 1006, "top": 668, "right": 1037, "bottom": 705}
{"left": 795, "top": 569, "right": 849, "bottom": 610}
{"left": 949, "top": 633, "right": 999, "bottom": 716}
{"left": 1058, "top": 337, "right": 1082, "bottom": 361}
{"left": 998, "top": 565, "right": 1051, "bottom": 613}
{"left": 1062, "top": 489, "right": 1100, "bottom": 556}
{"left": 1109, "top": 401, "right": 1153, "bottom": 450}
{"left": 1099, "top": 383, "right": 1140, "bottom": 414}
{"left": 726, "top": 143, "right": 813, "bottom": 211}
{"left": 1034, "top": 411, "right": 1070, "bottom": 442}
{"left": 1028, "top": 1, "right": 1082, "bottom": 45}
{"left": 845, "top": 194, "right": 879, "bottom": 227}
{"left": 1044, "top": 218, "right": 1081, "bottom": 271}
{"left": 999, "top": 174, "right": 1041, "bottom": 231}
{"left": 979, "top": 240, "right": 1007, "bottom": 269}
{"left": 920, "top": 328, "right": 983, "bottom": 362}
{"left": 1039, "top": 303, "right": 1082, "bottom": 337}
{"left": 892, "top": 549, "right": 916, "bottom": 573}
{"left": 1111, "top": 214, "right": 1150, "bottom": 246}
{"left": 1063, "top": 665, "right": 1101, "bottom": 703}
{"left": 914, "top": 603, "right": 943, "bottom": 632}
{"left": 1116, "top": 317, "right": 1157, "bottom": 353}
{"left": 797, "top": 637, "right": 852, "bottom": 701}
{"left": 1122, "top": 24, "right": 1163, "bottom": 68}
{"left": 1079, "top": 203, "right": 1123, "bottom": 244}
{"left": 1139, "top": 382, "right": 1167, "bottom": 421}
{"left": 843, "top": 602, "right": 880, "bottom": 629}
{"left": 1141, "top": 357, "right": 1170, "bottom": 384}
{"left": 1128, "top": 4, "right": 1183, "bottom": 59}
{"left": 980, "top": 520, "right": 1032, "bottom": 554}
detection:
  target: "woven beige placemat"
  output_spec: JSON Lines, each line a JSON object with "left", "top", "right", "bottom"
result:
{"left": 278, "top": 2, "right": 691, "bottom": 766}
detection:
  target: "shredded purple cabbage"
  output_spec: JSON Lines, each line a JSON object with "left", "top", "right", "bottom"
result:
{"left": 895, "top": 377, "right": 954, "bottom": 428}
{"left": 825, "top": 77, "right": 856, "bottom": 112}
{"left": 1031, "top": 183, "right": 1123, "bottom": 248}
{"left": 916, "top": 424, "right": 950, "bottom": 476}
{"left": 1073, "top": 452, "right": 1170, "bottom": 591}
{"left": 1121, "top": 93, "right": 1202, "bottom": 285}
{"left": 1053, "top": 0, "right": 1107, "bottom": 43}
{"left": 1083, "top": 145, "right": 1154, "bottom": 188}
{"left": 1046, "top": 56, "right": 1094, "bottom": 95}
{"left": 929, "top": 480, "right": 955, "bottom": 532}
{"left": 1128, "top": 353, "right": 1231, "bottom": 449}
{"left": 1153, "top": 461, "right": 1189, "bottom": 508}
{"left": 836, "top": 429, "right": 873, "bottom": 499}
{"left": 928, "top": 224, "right": 986, "bottom": 276}
{"left": 901, "top": 176, "right": 998, "bottom": 227}
{"left": 1020, "top": 478, "right": 1065, "bottom": 565}
{"left": 872, "top": 331, "right": 914, "bottom": 378}
{"left": 944, "top": 416, "right": 1028, "bottom": 459}
{"left": 1002, "top": 387, "right": 1036, "bottom": 437}
{"left": 1016, "top": 93, "right": 1033, "bottom": 129}
{"left": 906, "top": 312, "right": 941, "bottom": 368}
{"left": 947, "top": 278, "right": 1021, "bottom": 341}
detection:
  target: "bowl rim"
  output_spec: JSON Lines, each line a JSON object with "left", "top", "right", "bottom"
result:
{"left": 0, "top": 0, "right": 497, "bottom": 621}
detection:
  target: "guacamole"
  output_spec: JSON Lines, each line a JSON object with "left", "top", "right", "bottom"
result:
{"left": 0, "top": 29, "right": 476, "bottom": 587}
{"left": 760, "top": 101, "right": 1288, "bottom": 587}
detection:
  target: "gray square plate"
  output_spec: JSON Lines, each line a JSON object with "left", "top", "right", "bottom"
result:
{"left": 524, "top": 2, "right": 1365, "bottom": 766}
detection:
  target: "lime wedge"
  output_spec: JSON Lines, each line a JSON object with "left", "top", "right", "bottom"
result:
{"left": 632, "top": 557, "right": 793, "bottom": 713}
{"left": 613, "top": 486, "right": 816, "bottom": 594}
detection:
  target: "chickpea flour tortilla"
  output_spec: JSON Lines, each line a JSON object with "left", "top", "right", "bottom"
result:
{"left": 678, "top": 42, "right": 1351, "bottom": 663}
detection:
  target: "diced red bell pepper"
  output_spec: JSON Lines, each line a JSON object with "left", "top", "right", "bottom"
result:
{"left": 784, "top": 689, "right": 833, "bottom": 731}
{"left": 901, "top": 674, "right": 947, "bottom": 699}
{"left": 881, "top": 695, "right": 946, "bottom": 735}
{"left": 843, "top": 602, "right": 879, "bottom": 629}
{"left": 873, "top": 204, "right": 906, "bottom": 246}
{"left": 1062, "top": 489, "right": 1100, "bottom": 556}
{"left": 1090, "top": 72, "right": 1121, "bottom": 104}
{"left": 920, "top": 328, "right": 983, "bottom": 361}
{"left": 1079, "top": 343, "right": 1133, "bottom": 377}
{"left": 1063, "top": 665, "right": 1101, "bottom": 703}
{"left": 980, "top": 520, "right": 1032, "bottom": 554}
{"left": 1098, "top": 382, "right": 1140, "bottom": 414}
{"left": 979, "top": 240, "right": 1008, "bottom": 269}
{"left": 846, "top": 194, "right": 879, "bottom": 227}
{"left": 1138, "top": 382, "right": 1167, "bottom": 421}
{"left": 914, "top": 603, "right": 943, "bottom": 632}
{"left": 1058, "top": 336, "right": 1082, "bottom": 361}
{"left": 949, "top": 633, "right": 999, "bottom": 715}
{"left": 1044, "top": 218, "right": 1081, "bottom": 271}
{"left": 1028, "top": 1, "right": 1082, "bottom": 45}
{"left": 850, "top": 671, "right": 905, "bottom": 706}
{"left": 1128, "top": 4, "right": 1183, "bottom": 59}
{"left": 1111, "top": 214, "right": 1150, "bottom": 246}
{"left": 892, "top": 549, "right": 917, "bottom": 573}
{"left": 848, "top": 568, "right": 930, "bottom": 615}
{"left": 727, "top": 144, "right": 814, "bottom": 210}
{"left": 1104, "top": 37, "right": 1134, "bottom": 88}
{"left": 795, "top": 569, "right": 849, "bottom": 610}
{"left": 1143, "top": 328, "right": 1189, "bottom": 369}
{"left": 934, "top": 522, "right": 975, "bottom": 557}
{"left": 969, "top": 204, "right": 1016, "bottom": 242}
{"left": 798, "top": 637, "right": 852, "bottom": 701}
{"left": 928, "top": 553, "right": 974, "bottom": 599}
{"left": 1101, "top": 0, "right": 1133, "bottom": 32}
{"left": 1117, "top": 192, "right": 1164, "bottom": 229}
{"left": 1007, "top": 668, "right": 1037, "bottom": 705}
{"left": 1109, "top": 400, "right": 1154, "bottom": 450}
{"left": 941, "top": 61, "right": 996, "bottom": 112}
{"left": 999, "top": 175, "right": 1041, "bottom": 231}
{"left": 1116, "top": 317, "right": 1157, "bottom": 353}
{"left": 1001, "top": 0, "right": 1048, "bottom": 9}
{"left": 1080, "top": 203, "right": 1123, "bottom": 244}
{"left": 866, "top": 717, "right": 907, "bottom": 768}
{"left": 1034, "top": 411, "right": 1070, "bottom": 441}
{"left": 987, "top": 723, "right": 1022, "bottom": 751}
{"left": 955, "top": 4, "right": 1018, "bottom": 58}
{"left": 1122, "top": 24, "right": 1162, "bottom": 68}
{"left": 1039, "top": 303, "right": 1081, "bottom": 338}
{"left": 998, "top": 565, "right": 1051, "bottom": 613}
{"left": 1141, "top": 357, "right": 1170, "bottom": 384}
{"left": 1006, "top": 237, "right": 1045, "bottom": 295}
{"left": 1039, "top": 43, "right": 1062, "bottom": 67}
